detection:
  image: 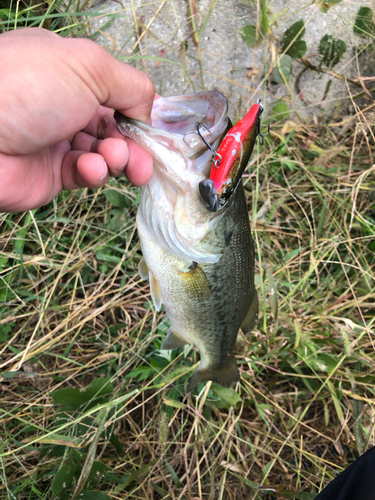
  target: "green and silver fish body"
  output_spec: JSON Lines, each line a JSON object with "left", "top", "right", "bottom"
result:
{"left": 115, "top": 91, "right": 258, "bottom": 392}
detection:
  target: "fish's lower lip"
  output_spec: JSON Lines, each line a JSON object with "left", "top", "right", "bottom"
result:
{"left": 199, "top": 179, "right": 219, "bottom": 212}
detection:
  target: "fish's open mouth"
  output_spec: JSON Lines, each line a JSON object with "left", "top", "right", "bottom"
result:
{"left": 150, "top": 91, "right": 228, "bottom": 139}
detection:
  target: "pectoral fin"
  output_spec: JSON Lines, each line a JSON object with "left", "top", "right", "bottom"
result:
{"left": 138, "top": 258, "right": 149, "bottom": 280}
{"left": 178, "top": 262, "right": 211, "bottom": 300}
{"left": 241, "top": 291, "right": 259, "bottom": 334}
{"left": 161, "top": 328, "right": 189, "bottom": 350}
{"left": 149, "top": 270, "right": 163, "bottom": 311}
{"left": 186, "top": 354, "right": 240, "bottom": 392}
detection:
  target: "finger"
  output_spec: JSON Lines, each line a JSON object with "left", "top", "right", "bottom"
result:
{"left": 61, "top": 151, "right": 109, "bottom": 190}
{"left": 71, "top": 131, "right": 98, "bottom": 151}
{"left": 82, "top": 106, "right": 125, "bottom": 140}
{"left": 0, "top": 150, "right": 56, "bottom": 213}
{"left": 82, "top": 97, "right": 159, "bottom": 141}
{"left": 102, "top": 64, "right": 155, "bottom": 123}
{"left": 96, "top": 138, "right": 129, "bottom": 176}
{"left": 71, "top": 133, "right": 129, "bottom": 177}
{"left": 125, "top": 139, "right": 153, "bottom": 186}
{"left": 73, "top": 41, "right": 155, "bottom": 122}
{"left": 0, "top": 27, "right": 57, "bottom": 39}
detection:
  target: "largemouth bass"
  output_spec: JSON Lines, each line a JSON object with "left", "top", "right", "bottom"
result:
{"left": 115, "top": 91, "right": 259, "bottom": 392}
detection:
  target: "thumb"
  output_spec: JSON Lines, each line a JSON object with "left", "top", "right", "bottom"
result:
{"left": 76, "top": 40, "right": 155, "bottom": 122}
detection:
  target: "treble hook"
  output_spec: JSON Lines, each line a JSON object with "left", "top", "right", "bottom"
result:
{"left": 258, "top": 123, "right": 270, "bottom": 145}
{"left": 256, "top": 98, "right": 270, "bottom": 145}
{"left": 183, "top": 122, "right": 222, "bottom": 167}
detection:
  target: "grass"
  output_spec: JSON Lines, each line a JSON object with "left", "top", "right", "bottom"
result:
{"left": 1, "top": 1, "right": 375, "bottom": 499}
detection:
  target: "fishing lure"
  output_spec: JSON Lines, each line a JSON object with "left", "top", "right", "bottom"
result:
{"left": 198, "top": 99, "right": 268, "bottom": 212}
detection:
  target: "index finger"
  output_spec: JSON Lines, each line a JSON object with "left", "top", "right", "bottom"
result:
{"left": 82, "top": 106, "right": 124, "bottom": 139}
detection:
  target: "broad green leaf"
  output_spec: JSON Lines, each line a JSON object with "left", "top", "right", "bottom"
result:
{"left": 109, "top": 433, "right": 124, "bottom": 453}
{"left": 318, "top": 34, "right": 346, "bottom": 68}
{"left": 88, "top": 461, "right": 123, "bottom": 484}
{"left": 353, "top": 6, "right": 375, "bottom": 38}
{"left": 126, "top": 365, "right": 157, "bottom": 382}
{"left": 240, "top": 25, "right": 258, "bottom": 48}
{"left": 51, "top": 388, "right": 83, "bottom": 411}
{"left": 319, "top": 0, "right": 343, "bottom": 13}
{"left": 0, "top": 257, "right": 8, "bottom": 270}
{"left": 271, "top": 54, "right": 292, "bottom": 84}
{"left": 79, "top": 491, "right": 110, "bottom": 500}
{"left": 306, "top": 353, "right": 340, "bottom": 373}
{"left": 211, "top": 384, "right": 242, "bottom": 408}
{"left": 107, "top": 209, "right": 125, "bottom": 229}
{"left": 0, "top": 9, "right": 16, "bottom": 19}
{"left": 52, "top": 464, "right": 76, "bottom": 497}
{"left": 0, "top": 322, "right": 14, "bottom": 342}
{"left": 281, "top": 21, "right": 306, "bottom": 58}
{"left": 95, "top": 250, "right": 121, "bottom": 264}
{"left": 271, "top": 101, "right": 290, "bottom": 122}
{"left": 83, "top": 377, "right": 114, "bottom": 403}
{"left": 51, "top": 378, "right": 113, "bottom": 411}
{"left": 285, "top": 40, "right": 307, "bottom": 59}
{"left": 278, "top": 490, "right": 316, "bottom": 499}
{"left": 240, "top": 0, "right": 268, "bottom": 47}
{"left": 293, "top": 494, "right": 317, "bottom": 500}
{"left": 105, "top": 189, "right": 126, "bottom": 208}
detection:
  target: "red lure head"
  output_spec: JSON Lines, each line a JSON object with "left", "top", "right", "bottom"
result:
{"left": 199, "top": 101, "right": 265, "bottom": 212}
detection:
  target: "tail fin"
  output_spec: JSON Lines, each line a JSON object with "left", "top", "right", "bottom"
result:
{"left": 186, "top": 355, "right": 240, "bottom": 392}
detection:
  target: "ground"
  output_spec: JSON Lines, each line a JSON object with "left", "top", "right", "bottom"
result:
{"left": 0, "top": 2, "right": 374, "bottom": 500}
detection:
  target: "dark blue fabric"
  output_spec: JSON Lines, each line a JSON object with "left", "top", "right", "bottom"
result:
{"left": 315, "top": 446, "right": 375, "bottom": 500}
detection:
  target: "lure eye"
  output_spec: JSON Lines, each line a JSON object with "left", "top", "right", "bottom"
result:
{"left": 199, "top": 179, "right": 219, "bottom": 212}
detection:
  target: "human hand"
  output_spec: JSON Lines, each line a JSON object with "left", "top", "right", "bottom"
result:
{"left": 0, "top": 28, "right": 155, "bottom": 213}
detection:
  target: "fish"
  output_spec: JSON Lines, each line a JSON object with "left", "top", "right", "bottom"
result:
{"left": 114, "top": 91, "right": 259, "bottom": 392}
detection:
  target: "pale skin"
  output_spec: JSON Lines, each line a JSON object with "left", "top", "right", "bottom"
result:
{"left": 0, "top": 28, "right": 155, "bottom": 213}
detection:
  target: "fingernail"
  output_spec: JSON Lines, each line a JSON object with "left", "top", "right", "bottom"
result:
{"left": 98, "top": 161, "right": 109, "bottom": 183}
{"left": 119, "top": 157, "right": 128, "bottom": 172}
